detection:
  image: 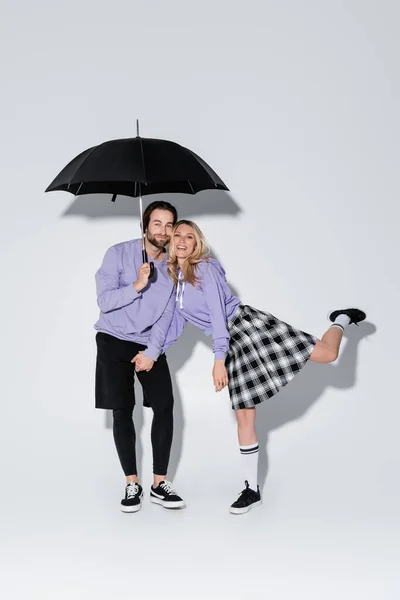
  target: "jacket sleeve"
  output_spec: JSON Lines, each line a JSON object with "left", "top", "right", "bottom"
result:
{"left": 162, "top": 307, "right": 187, "bottom": 353}
{"left": 95, "top": 247, "right": 140, "bottom": 313}
{"left": 201, "top": 263, "right": 230, "bottom": 360}
{"left": 143, "top": 289, "right": 177, "bottom": 361}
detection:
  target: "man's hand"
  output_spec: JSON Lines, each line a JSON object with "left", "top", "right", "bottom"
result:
{"left": 133, "top": 263, "right": 151, "bottom": 293}
{"left": 213, "top": 360, "right": 228, "bottom": 392}
{"left": 131, "top": 350, "right": 155, "bottom": 372}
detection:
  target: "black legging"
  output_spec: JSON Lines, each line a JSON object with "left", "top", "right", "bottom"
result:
{"left": 113, "top": 403, "right": 173, "bottom": 476}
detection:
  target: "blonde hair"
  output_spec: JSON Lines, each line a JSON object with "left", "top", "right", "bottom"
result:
{"left": 167, "top": 220, "right": 210, "bottom": 286}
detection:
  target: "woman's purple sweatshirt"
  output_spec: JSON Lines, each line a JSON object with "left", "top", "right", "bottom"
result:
{"left": 164, "top": 258, "right": 240, "bottom": 360}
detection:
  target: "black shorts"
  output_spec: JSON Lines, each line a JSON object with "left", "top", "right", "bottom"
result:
{"left": 95, "top": 332, "right": 174, "bottom": 411}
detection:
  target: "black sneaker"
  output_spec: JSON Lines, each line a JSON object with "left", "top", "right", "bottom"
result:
{"left": 121, "top": 482, "right": 143, "bottom": 513}
{"left": 150, "top": 480, "right": 186, "bottom": 509}
{"left": 329, "top": 308, "right": 366, "bottom": 326}
{"left": 229, "top": 481, "right": 262, "bottom": 515}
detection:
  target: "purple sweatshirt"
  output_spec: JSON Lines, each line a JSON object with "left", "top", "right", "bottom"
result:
{"left": 164, "top": 258, "right": 240, "bottom": 360}
{"left": 94, "top": 239, "right": 175, "bottom": 360}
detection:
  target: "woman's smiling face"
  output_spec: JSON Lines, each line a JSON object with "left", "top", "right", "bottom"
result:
{"left": 173, "top": 224, "right": 196, "bottom": 260}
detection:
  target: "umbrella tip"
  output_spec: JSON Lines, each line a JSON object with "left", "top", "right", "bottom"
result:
{"left": 136, "top": 119, "right": 140, "bottom": 137}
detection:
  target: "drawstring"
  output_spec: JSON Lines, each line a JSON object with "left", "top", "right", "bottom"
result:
{"left": 176, "top": 272, "right": 185, "bottom": 309}
{"left": 180, "top": 281, "right": 185, "bottom": 309}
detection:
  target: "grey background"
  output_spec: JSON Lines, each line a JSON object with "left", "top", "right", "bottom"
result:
{"left": 1, "top": 1, "right": 399, "bottom": 598}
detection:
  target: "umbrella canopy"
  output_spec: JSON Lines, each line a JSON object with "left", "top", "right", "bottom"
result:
{"left": 45, "top": 137, "right": 228, "bottom": 199}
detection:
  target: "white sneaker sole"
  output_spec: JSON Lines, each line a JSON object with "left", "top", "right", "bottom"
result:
{"left": 150, "top": 496, "right": 186, "bottom": 509}
{"left": 121, "top": 492, "right": 144, "bottom": 513}
{"left": 229, "top": 499, "right": 262, "bottom": 515}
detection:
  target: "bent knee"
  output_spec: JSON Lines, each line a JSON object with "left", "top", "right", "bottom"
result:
{"left": 152, "top": 401, "right": 174, "bottom": 417}
{"left": 312, "top": 341, "right": 338, "bottom": 363}
{"left": 112, "top": 407, "right": 133, "bottom": 423}
{"left": 325, "top": 347, "right": 339, "bottom": 363}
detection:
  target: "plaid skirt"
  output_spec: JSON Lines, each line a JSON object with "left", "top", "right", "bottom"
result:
{"left": 226, "top": 304, "right": 317, "bottom": 410}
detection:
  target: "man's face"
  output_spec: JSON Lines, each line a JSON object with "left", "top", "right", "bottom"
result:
{"left": 146, "top": 209, "right": 175, "bottom": 248}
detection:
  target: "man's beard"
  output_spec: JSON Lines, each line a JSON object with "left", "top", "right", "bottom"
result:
{"left": 146, "top": 232, "right": 170, "bottom": 249}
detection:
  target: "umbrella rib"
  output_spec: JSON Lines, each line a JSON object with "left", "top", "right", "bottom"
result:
{"left": 138, "top": 137, "right": 147, "bottom": 186}
{"left": 71, "top": 143, "right": 104, "bottom": 184}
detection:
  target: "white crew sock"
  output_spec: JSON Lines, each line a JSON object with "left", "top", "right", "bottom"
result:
{"left": 331, "top": 314, "right": 351, "bottom": 331}
{"left": 240, "top": 442, "right": 259, "bottom": 491}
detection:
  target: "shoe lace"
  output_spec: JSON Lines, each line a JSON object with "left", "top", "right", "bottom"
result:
{"left": 237, "top": 482, "right": 251, "bottom": 499}
{"left": 160, "top": 480, "right": 177, "bottom": 495}
{"left": 126, "top": 482, "right": 139, "bottom": 499}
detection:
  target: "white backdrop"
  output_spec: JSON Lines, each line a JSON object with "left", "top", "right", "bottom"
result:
{"left": 1, "top": 1, "right": 399, "bottom": 598}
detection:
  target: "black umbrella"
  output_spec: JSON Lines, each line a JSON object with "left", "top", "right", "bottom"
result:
{"left": 45, "top": 121, "right": 229, "bottom": 277}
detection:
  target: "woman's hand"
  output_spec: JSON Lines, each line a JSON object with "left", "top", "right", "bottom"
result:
{"left": 131, "top": 351, "right": 155, "bottom": 372}
{"left": 213, "top": 360, "right": 228, "bottom": 392}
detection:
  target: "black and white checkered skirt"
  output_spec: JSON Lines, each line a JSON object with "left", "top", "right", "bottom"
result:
{"left": 226, "top": 305, "right": 317, "bottom": 410}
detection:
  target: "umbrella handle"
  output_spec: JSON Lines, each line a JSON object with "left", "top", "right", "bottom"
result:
{"left": 142, "top": 249, "right": 155, "bottom": 280}
{"left": 149, "top": 262, "right": 155, "bottom": 279}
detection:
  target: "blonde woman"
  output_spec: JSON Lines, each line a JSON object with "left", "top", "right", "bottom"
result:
{"left": 135, "top": 220, "right": 366, "bottom": 514}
